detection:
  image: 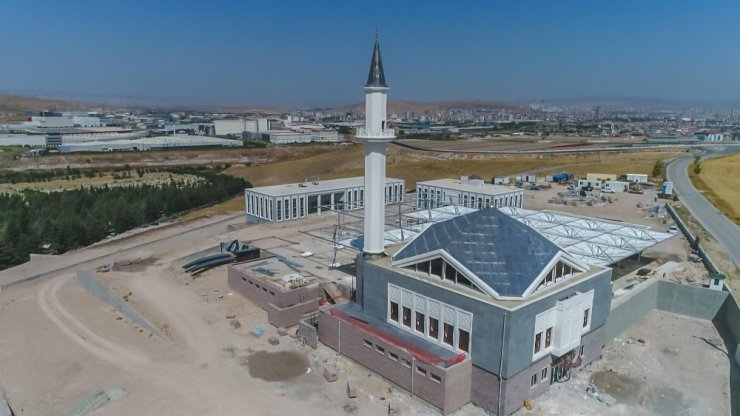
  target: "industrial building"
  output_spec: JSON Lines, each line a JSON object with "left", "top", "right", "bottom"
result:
{"left": 213, "top": 118, "right": 270, "bottom": 136}
{"left": 416, "top": 177, "right": 524, "bottom": 210}
{"left": 258, "top": 130, "right": 340, "bottom": 145}
{"left": 244, "top": 176, "right": 405, "bottom": 223}
{"left": 58, "top": 135, "right": 242, "bottom": 153}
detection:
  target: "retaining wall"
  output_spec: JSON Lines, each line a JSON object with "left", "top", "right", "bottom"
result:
{"left": 606, "top": 280, "right": 727, "bottom": 342}
{"left": 76, "top": 272, "right": 160, "bottom": 336}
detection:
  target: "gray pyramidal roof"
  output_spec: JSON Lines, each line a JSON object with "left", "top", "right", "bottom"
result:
{"left": 393, "top": 208, "right": 562, "bottom": 297}
{"left": 365, "top": 33, "right": 388, "bottom": 88}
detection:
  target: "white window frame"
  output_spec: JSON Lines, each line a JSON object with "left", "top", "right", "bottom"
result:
{"left": 387, "top": 283, "right": 472, "bottom": 354}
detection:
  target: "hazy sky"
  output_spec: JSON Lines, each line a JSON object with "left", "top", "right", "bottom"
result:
{"left": 2, "top": 0, "right": 740, "bottom": 108}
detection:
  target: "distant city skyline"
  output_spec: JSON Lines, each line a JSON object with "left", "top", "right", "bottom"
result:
{"left": 3, "top": 0, "right": 740, "bottom": 108}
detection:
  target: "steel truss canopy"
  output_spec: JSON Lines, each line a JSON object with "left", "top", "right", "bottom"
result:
{"left": 499, "top": 207, "right": 674, "bottom": 266}
{"left": 321, "top": 203, "right": 672, "bottom": 268}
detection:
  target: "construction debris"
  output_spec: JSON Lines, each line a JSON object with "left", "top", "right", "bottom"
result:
{"left": 268, "top": 336, "right": 279, "bottom": 346}
{"left": 346, "top": 379, "right": 358, "bottom": 398}
{"left": 277, "top": 327, "right": 288, "bottom": 336}
{"left": 324, "top": 365, "right": 338, "bottom": 382}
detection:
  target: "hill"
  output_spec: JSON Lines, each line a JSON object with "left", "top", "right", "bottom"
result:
{"left": 0, "top": 94, "right": 97, "bottom": 115}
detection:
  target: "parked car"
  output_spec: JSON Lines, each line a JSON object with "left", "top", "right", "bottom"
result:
{"left": 667, "top": 226, "right": 678, "bottom": 234}
{"left": 602, "top": 189, "right": 616, "bottom": 193}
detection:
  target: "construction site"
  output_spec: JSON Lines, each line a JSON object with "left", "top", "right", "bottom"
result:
{"left": 1, "top": 36, "right": 738, "bottom": 416}
{"left": 0, "top": 176, "right": 736, "bottom": 415}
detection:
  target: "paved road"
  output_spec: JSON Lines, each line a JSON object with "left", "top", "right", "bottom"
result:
{"left": 667, "top": 145, "right": 740, "bottom": 268}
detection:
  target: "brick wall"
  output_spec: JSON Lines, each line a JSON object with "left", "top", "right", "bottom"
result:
{"left": 500, "top": 354, "right": 552, "bottom": 416}
{"left": 298, "top": 318, "right": 318, "bottom": 349}
{"left": 471, "top": 365, "right": 501, "bottom": 413}
{"left": 266, "top": 299, "right": 319, "bottom": 328}
{"left": 317, "top": 309, "right": 471, "bottom": 414}
{"left": 228, "top": 266, "right": 320, "bottom": 328}
{"left": 578, "top": 325, "right": 606, "bottom": 367}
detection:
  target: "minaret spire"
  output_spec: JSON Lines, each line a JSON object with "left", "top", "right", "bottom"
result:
{"left": 366, "top": 31, "right": 387, "bottom": 88}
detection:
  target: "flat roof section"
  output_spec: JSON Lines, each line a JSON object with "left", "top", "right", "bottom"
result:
{"left": 232, "top": 257, "right": 316, "bottom": 287}
{"left": 247, "top": 176, "right": 404, "bottom": 198}
{"left": 418, "top": 178, "right": 521, "bottom": 195}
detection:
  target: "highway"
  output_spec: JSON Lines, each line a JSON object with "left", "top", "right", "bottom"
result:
{"left": 667, "top": 145, "right": 740, "bottom": 269}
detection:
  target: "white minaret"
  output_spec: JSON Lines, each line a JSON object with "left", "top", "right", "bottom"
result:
{"left": 356, "top": 33, "right": 395, "bottom": 257}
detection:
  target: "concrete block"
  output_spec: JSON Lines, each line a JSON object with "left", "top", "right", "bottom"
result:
{"left": 324, "top": 365, "right": 338, "bottom": 382}
{"left": 346, "top": 379, "right": 357, "bottom": 398}
{"left": 277, "top": 327, "right": 289, "bottom": 336}
{"left": 388, "top": 396, "right": 401, "bottom": 415}
{"left": 598, "top": 393, "right": 617, "bottom": 407}
{"left": 268, "top": 336, "right": 280, "bottom": 345}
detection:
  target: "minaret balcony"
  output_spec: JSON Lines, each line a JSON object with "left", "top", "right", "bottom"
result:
{"left": 356, "top": 127, "right": 395, "bottom": 140}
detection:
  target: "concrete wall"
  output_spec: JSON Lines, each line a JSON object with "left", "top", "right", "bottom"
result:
{"left": 360, "top": 258, "right": 612, "bottom": 379}
{"left": 76, "top": 272, "right": 160, "bottom": 336}
{"left": 317, "top": 309, "right": 472, "bottom": 414}
{"left": 606, "top": 280, "right": 728, "bottom": 342}
{"left": 607, "top": 280, "right": 659, "bottom": 341}
{"left": 656, "top": 280, "right": 727, "bottom": 319}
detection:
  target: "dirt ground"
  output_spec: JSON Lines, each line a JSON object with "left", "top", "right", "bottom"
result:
{"left": 0, "top": 176, "right": 713, "bottom": 416}
{"left": 515, "top": 311, "right": 732, "bottom": 416}
{"left": 0, "top": 208, "right": 452, "bottom": 416}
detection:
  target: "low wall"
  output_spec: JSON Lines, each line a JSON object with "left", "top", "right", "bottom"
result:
{"left": 607, "top": 280, "right": 727, "bottom": 342}
{"left": 76, "top": 272, "right": 160, "bottom": 336}
{"left": 717, "top": 290, "right": 740, "bottom": 367}
{"left": 606, "top": 280, "right": 659, "bottom": 341}
{"left": 297, "top": 318, "right": 318, "bottom": 349}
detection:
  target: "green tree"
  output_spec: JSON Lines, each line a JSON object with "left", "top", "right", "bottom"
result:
{"left": 652, "top": 160, "right": 664, "bottom": 178}
{"left": 692, "top": 155, "right": 702, "bottom": 175}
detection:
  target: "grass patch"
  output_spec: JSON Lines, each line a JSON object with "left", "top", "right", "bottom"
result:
{"left": 226, "top": 146, "right": 682, "bottom": 191}
{"left": 689, "top": 153, "right": 740, "bottom": 226}
{"left": 672, "top": 202, "right": 739, "bottom": 294}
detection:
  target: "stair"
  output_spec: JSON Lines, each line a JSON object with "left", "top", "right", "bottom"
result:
{"left": 321, "top": 281, "right": 345, "bottom": 304}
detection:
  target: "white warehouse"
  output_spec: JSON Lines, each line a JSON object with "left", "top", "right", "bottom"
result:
{"left": 416, "top": 176, "right": 524, "bottom": 210}
{"left": 245, "top": 176, "right": 405, "bottom": 223}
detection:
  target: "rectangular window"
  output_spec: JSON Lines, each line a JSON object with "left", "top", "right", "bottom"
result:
{"left": 276, "top": 200, "right": 282, "bottom": 221}
{"left": 431, "top": 373, "right": 442, "bottom": 383}
{"left": 458, "top": 329, "right": 470, "bottom": 353}
{"left": 401, "top": 358, "right": 411, "bottom": 368}
{"left": 428, "top": 317, "right": 439, "bottom": 340}
{"left": 541, "top": 367, "right": 548, "bottom": 382}
{"left": 416, "top": 366, "right": 427, "bottom": 376}
{"left": 415, "top": 312, "right": 425, "bottom": 333}
{"left": 531, "top": 373, "right": 538, "bottom": 387}
{"left": 443, "top": 323, "right": 454, "bottom": 346}
{"left": 580, "top": 345, "right": 585, "bottom": 356}
{"left": 390, "top": 302, "right": 399, "bottom": 323}
{"left": 363, "top": 339, "right": 372, "bottom": 349}
{"left": 376, "top": 345, "right": 385, "bottom": 354}
{"left": 299, "top": 197, "right": 305, "bottom": 217}
{"left": 402, "top": 307, "right": 412, "bottom": 327}
{"left": 389, "top": 352, "right": 398, "bottom": 362}
{"left": 545, "top": 327, "right": 552, "bottom": 348}
{"left": 534, "top": 332, "right": 542, "bottom": 354}
{"left": 583, "top": 308, "right": 590, "bottom": 328}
